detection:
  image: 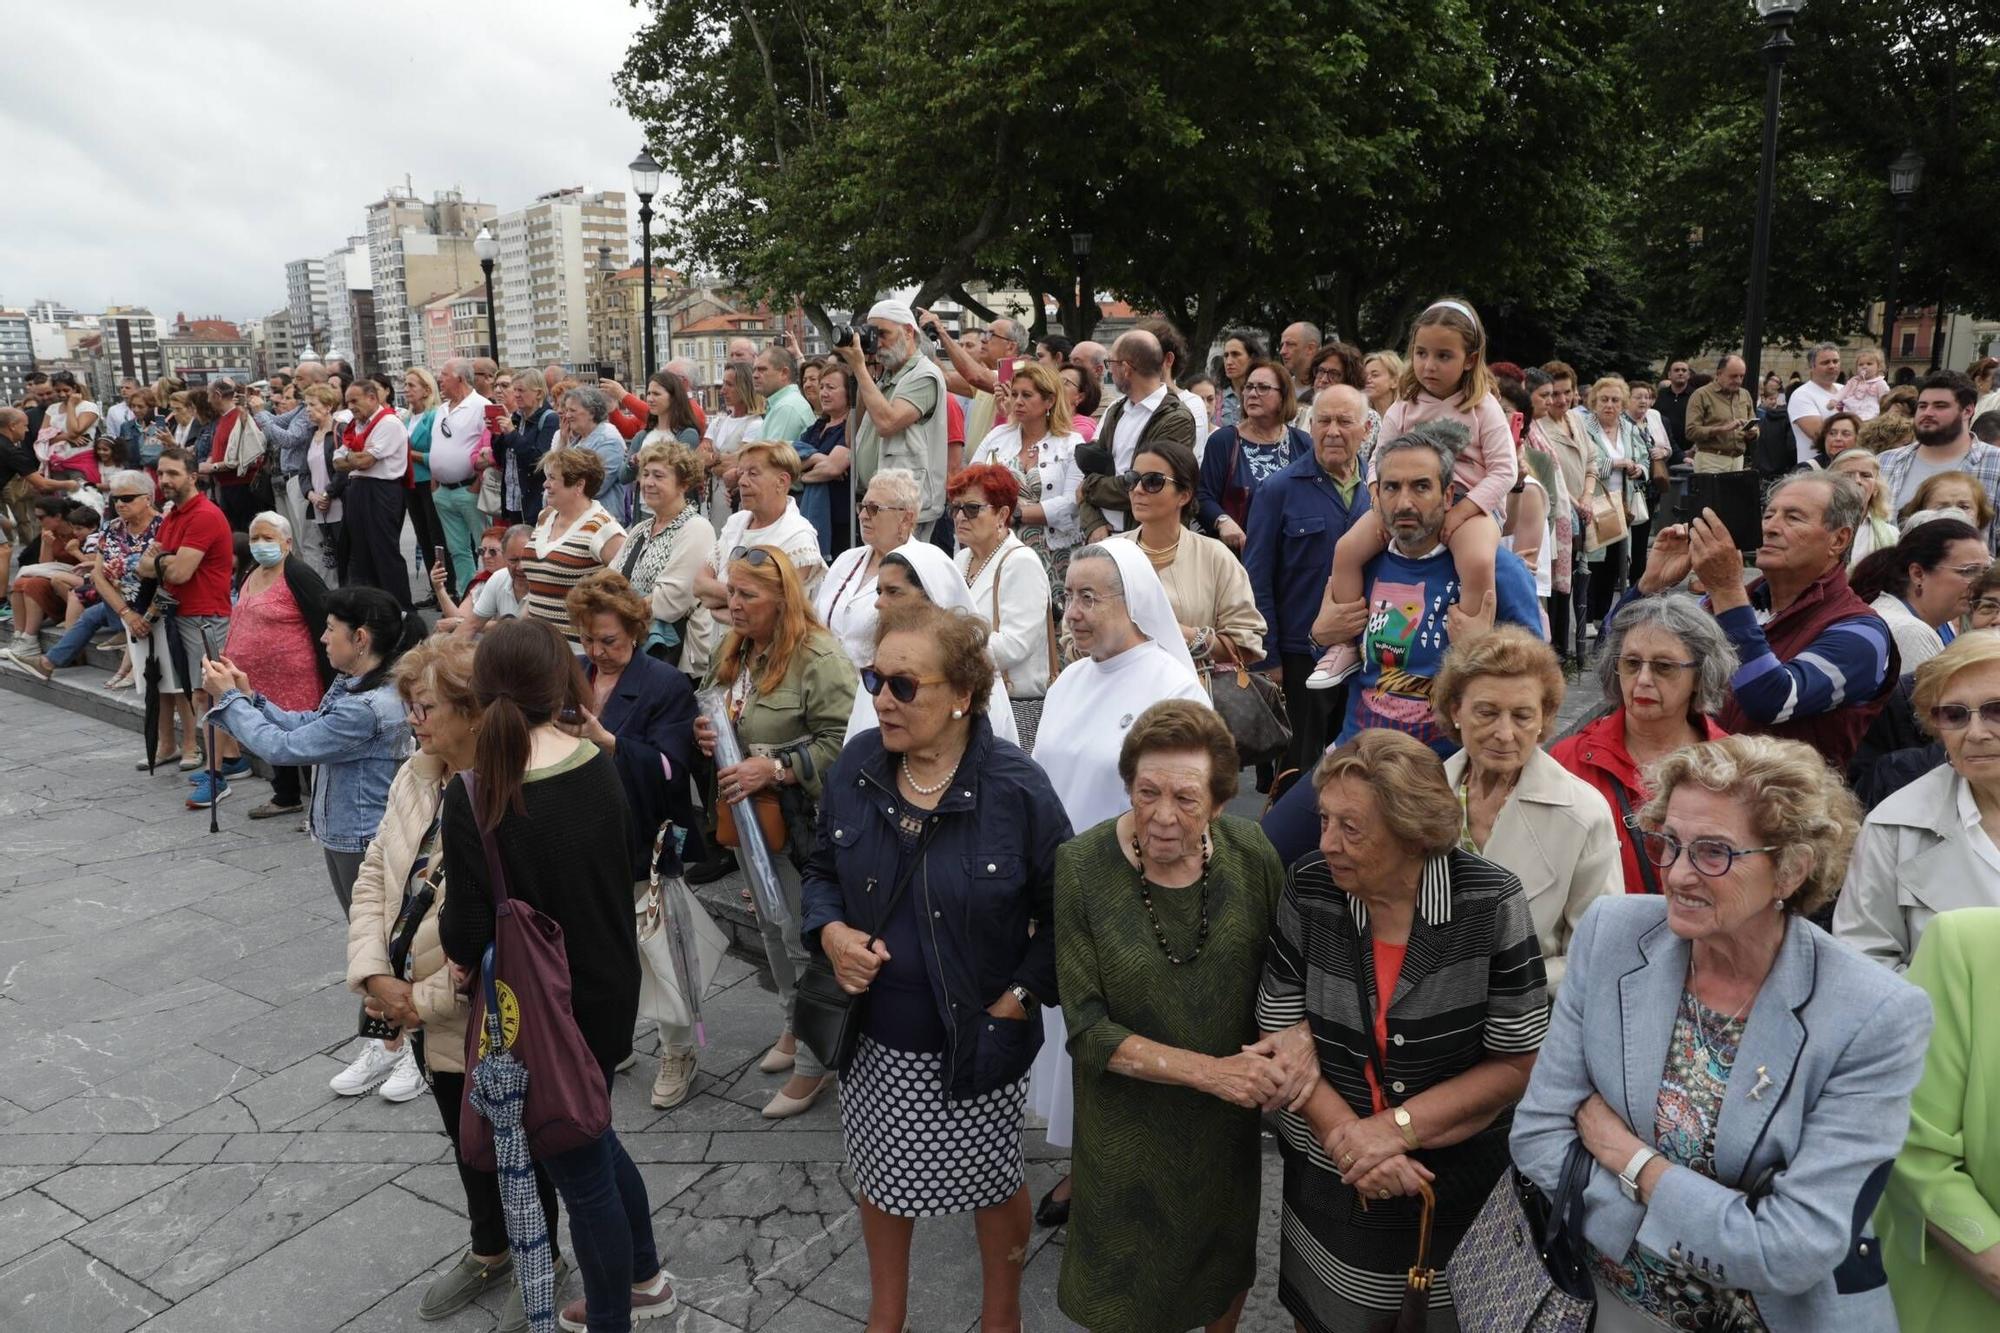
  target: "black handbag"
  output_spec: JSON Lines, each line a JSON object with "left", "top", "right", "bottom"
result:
{"left": 793, "top": 820, "right": 940, "bottom": 1074}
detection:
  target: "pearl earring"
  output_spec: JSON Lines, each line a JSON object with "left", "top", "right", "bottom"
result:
{"left": 951, "top": 708, "right": 964, "bottom": 719}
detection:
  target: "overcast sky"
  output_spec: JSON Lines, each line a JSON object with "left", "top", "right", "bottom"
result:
{"left": 4, "top": 0, "right": 655, "bottom": 325}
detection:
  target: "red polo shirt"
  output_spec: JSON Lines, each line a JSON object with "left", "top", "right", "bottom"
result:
{"left": 156, "top": 491, "right": 234, "bottom": 616}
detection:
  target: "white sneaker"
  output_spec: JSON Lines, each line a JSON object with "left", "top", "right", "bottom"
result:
{"left": 329, "top": 1039, "right": 400, "bottom": 1096}
{"left": 377, "top": 1042, "right": 425, "bottom": 1102}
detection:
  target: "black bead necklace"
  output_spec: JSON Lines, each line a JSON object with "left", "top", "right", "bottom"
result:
{"left": 1132, "top": 830, "right": 1214, "bottom": 965}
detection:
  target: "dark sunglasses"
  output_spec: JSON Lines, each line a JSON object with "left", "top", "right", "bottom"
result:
{"left": 857, "top": 501, "right": 907, "bottom": 519}
{"left": 946, "top": 501, "right": 989, "bottom": 519}
{"left": 1121, "top": 470, "right": 1173, "bottom": 494}
{"left": 111, "top": 493, "right": 148, "bottom": 504}
{"left": 729, "top": 546, "right": 778, "bottom": 567}
{"left": 861, "top": 666, "right": 947, "bottom": 704}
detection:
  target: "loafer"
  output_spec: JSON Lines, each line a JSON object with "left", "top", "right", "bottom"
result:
{"left": 419, "top": 1249, "right": 513, "bottom": 1321}
{"left": 139, "top": 753, "right": 183, "bottom": 771}
{"left": 497, "top": 1254, "right": 572, "bottom": 1333}
{"left": 247, "top": 800, "right": 304, "bottom": 820}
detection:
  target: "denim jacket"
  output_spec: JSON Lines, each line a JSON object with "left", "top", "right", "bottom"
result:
{"left": 801, "top": 715, "right": 1072, "bottom": 1099}
{"left": 213, "top": 675, "right": 410, "bottom": 852}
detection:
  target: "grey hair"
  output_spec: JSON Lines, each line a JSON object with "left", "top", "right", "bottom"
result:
{"left": 562, "top": 385, "right": 611, "bottom": 423}
{"left": 102, "top": 469, "right": 150, "bottom": 497}
{"left": 1288, "top": 321, "right": 1323, "bottom": 344}
{"left": 1808, "top": 342, "right": 1842, "bottom": 367}
{"left": 1770, "top": 470, "right": 1864, "bottom": 540}
{"left": 865, "top": 467, "right": 921, "bottom": 511}
{"left": 759, "top": 342, "right": 799, "bottom": 381}
{"left": 1374, "top": 419, "right": 1465, "bottom": 483}
{"left": 1069, "top": 543, "right": 1124, "bottom": 596}
{"left": 249, "top": 510, "right": 293, "bottom": 542}
{"left": 1596, "top": 592, "right": 1739, "bottom": 717}
{"left": 502, "top": 522, "right": 533, "bottom": 545}
{"left": 443, "top": 356, "right": 476, "bottom": 386}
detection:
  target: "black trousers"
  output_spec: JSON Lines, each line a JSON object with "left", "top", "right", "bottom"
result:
{"left": 216, "top": 483, "right": 259, "bottom": 533}
{"left": 343, "top": 476, "right": 411, "bottom": 608}
{"left": 407, "top": 483, "right": 445, "bottom": 598}
{"left": 1278, "top": 652, "right": 1344, "bottom": 778}
{"left": 271, "top": 764, "right": 304, "bottom": 806}
{"left": 1588, "top": 535, "right": 1631, "bottom": 633}
{"left": 427, "top": 1065, "right": 561, "bottom": 1260}
{"left": 1626, "top": 518, "right": 1653, "bottom": 596}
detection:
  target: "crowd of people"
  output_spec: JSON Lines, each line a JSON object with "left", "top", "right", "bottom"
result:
{"left": 4, "top": 305, "right": 2000, "bottom": 1333}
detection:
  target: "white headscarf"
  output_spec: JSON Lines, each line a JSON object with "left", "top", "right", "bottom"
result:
{"left": 843, "top": 540, "right": 1020, "bottom": 745}
{"left": 1088, "top": 540, "right": 1201, "bottom": 683}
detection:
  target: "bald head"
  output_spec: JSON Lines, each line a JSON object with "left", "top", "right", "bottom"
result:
{"left": 1110, "top": 330, "right": 1164, "bottom": 396}
{"left": 542, "top": 364, "right": 564, "bottom": 394}
{"left": 1071, "top": 341, "right": 1108, "bottom": 378}
{"left": 1280, "top": 322, "right": 1322, "bottom": 383}
{"left": 0, "top": 406, "right": 26, "bottom": 439}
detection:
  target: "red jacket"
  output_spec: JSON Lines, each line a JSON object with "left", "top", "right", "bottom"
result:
{"left": 1547, "top": 708, "right": 1730, "bottom": 895}
{"left": 207, "top": 408, "right": 254, "bottom": 487}
{"left": 608, "top": 392, "right": 647, "bottom": 441}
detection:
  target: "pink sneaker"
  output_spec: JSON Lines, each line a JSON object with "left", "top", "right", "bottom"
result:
{"left": 557, "top": 1273, "right": 676, "bottom": 1331}
{"left": 1306, "top": 642, "right": 1361, "bottom": 689}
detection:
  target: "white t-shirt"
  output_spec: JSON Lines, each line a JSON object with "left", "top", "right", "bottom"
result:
{"left": 710, "top": 500, "right": 828, "bottom": 600}
{"left": 470, "top": 569, "right": 523, "bottom": 622}
{"left": 1788, "top": 380, "right": 1842, "bottom": 464}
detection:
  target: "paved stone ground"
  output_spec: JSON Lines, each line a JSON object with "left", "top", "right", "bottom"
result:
{"left": 0, "top": 656, "right": 1604, "bottom": 1332}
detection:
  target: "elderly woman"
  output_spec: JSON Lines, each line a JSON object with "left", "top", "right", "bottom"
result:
{"left": 556, "top": 384, "right": 632, "bottom": 523}
{"left": 1260, "top": 728, "right": 1550, "bottom": 1333}
{"left": 950, "top": 463, "right": 1055, "bottom": 745}
{"left": 1583, "top": 377, "right": 1650, "bottom": 626}
{"left": 1512, "top": 734, "right": 1931, "bottom": 1332}
{"left": 616, "top": 440, "right": 714, "bottom": 674}
{"left": 521, "top": 445, "right": 626, "bottom": 643}
{"left": 1431, "top": 628, "right": 1620, "bottom": 988}
{"left": 1117, "top": 439, "right": 1265, "bottom": 680}
{"left": 1878, "top": 908, "right": 2000, "bottom": 1327}
{"left": 796, "top": 361, "right": 855, "bottom": 558}
{"left": 344, "top": 636, "right": 568, "bottom": 1325}
{"left": 802, "top": 601, "right": 1071, "bottom": 1333}
{"left": 970, "top": 362, "right": 1088, "bottom": 601}
{"left": 1830, "top": 446, "right": 1898, "bottom": 566}
{"left": 845, "top": 543, "right": 1018, "bottom": 747}
{"left": 1057, "top": 700, "right": 1313, "bottom": 1333}
{"left": 1199, "top": 361, "right": 1309, "bottom": 550}
{"left": 1835, "top": 633, "right": 2000, "bottom": 971}
{"left": 428, "top": 525, "right": 507, "bottom": 633}
{"left": 497, "top": 374, "right": 557, "bottom": 523}
{"left": 565, "top": 570, "right": 707, "bottom": 1109}
{"left": 1849, "top": 516, "right": 1988, "bottom": 673}
{"left": 1550, "top": 594, "right": 1738, "bottom": 895}
{"left": 698, "top": 362, "right": 765, "bottom": 520}
{"left": 815, "top": 467, "right": 920, "bottom": 667}
{"left": 1029, "top": 541, "right": 1212, "bottom": 1226}
{"left": 15, "top": 473, "right": 158, "bottom": 683}
{"left": 706, "top": 439, "right": 826, "bottom": 599}
{"left": 694, "top": 546, "right": 858, "bottom": 1118}
{"left": 1900, "top": 471, "right": 1994, "bottom": 537}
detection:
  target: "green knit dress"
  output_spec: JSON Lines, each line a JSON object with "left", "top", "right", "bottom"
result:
{"left": 1054, "top": 814, "right": 1285, "bottom": 1333}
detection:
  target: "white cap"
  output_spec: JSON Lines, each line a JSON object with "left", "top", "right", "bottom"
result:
{"left": 866, "top": 298, "right": 917, "bottom": 328}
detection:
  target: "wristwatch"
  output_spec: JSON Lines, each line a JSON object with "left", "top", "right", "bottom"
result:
{"left": 1007, "top": 983, "right": 1037, "bottom": 1012}
{"left": 1619, "top": 1146, "right": 1661, "bottom": 1202}
{"left": 1393, "top": 1106, "right": 1420, "bottom": 1150}
{"left": 771, "top": 754, "right": 791, "bottom": 786}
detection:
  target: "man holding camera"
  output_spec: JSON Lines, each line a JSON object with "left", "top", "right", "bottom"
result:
{"left": 1683, "top": 353, "right": 1758, "bottom": 474}
{"left": 840, "top": 299, "right": 950, "bottom": 538}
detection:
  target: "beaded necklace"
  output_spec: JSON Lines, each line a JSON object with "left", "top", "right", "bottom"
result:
{"left": 1131, "top": 829, "right": 1214, "bottom": 965}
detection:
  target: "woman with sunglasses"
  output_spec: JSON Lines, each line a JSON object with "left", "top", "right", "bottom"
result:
{"left": 1837, "top": 633, "right": 2000, "bottom": 970}
{"left": 1849, "top": 516, "right": 1989, "bottom": 675}
{"left": 1513, "top": 734, "right": 1928, "bottom": 1333}
{"left": 814, "top": 468, "right": 921, "bottom": 666}
{"left": 693, "top": 544, "right": 858, "bottom": 1119}
{"left": 428, "top": 524, "right": 509, "bottom": 633}
{"left": 1116, "top": 439, "right": 1265, "bottom": 682}
{"left": 948, "top": 463, "right": 1054, "bottom": 746}
{"left": 845, "top": 542, "right": 1019, "bottom": 747}
{"left": 801, "top": 600, "right": 1069, "bottom": 1333}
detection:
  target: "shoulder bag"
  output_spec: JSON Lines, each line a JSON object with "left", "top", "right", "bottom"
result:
{"left": 456, "top": 772, "right": 613, "bottom": 1170}
{"left": 1584, "top": 474, "right": 1627, "bottom": 553}
{"left": 1446, "top": 1140, "right": 1596, "bottom": 1333}
{"left": 1608, "top": 779, "right": 1661, "bottom": 896}
{"left": 793, "top": 819, "right": 941, "bottom": 1074}
{"left": 1206, "top": 631, "right": 1291, "bottom": 769}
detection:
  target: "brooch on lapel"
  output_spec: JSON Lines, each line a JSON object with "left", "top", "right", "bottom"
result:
{"left": 1748, "top": 1065, "right": 1771, "bottom": 1101}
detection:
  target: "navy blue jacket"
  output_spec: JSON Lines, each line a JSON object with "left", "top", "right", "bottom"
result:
{"left": 1195, "top": 423, "right": 1309, "bottom": 535}
{"left": 501, "top": 405, "right": 558, "bottom": 516}
{"left": 1242, "top": 449, "right": 1370, "bottom": 666}
{"left": 592, "top": 650, "right": 704, "bottom": 880}
{"left": 802, "top": 715, "right": 1073, "bottom": 1099}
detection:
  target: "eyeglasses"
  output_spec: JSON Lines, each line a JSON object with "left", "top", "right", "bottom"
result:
{"left": 1242, "top": 383, "right": 1282, "bottom": 395}
{"left": 857, "top": 502, "right": 908, "bottom": 519}
{"left": 1638, "top": 830, "right": 1779, "bottom": 878}
{"left": 1975, "top": 598, "right": 2000, "bottom": 618}
{"left": 1929, "top": 700, "right": 2000, "bottom": 730}
{"left": 405, "top": 700, "right": 432, "bottom": 722}
{"left": 946, "top": 501, "right": 989, "bottom": 519}
{"left": 1312, "top": 368, "right": 1343, "bottom": 385}
{"left": 1614, "top": 655, "right": 1697, "bottom": 682}
{"left": 729, "top": 546, "right": 778, "bottom": 567}
{"left": 1943, "top": 561, "right": 1993, "bottom": 579}
{"left": 1122, "top": 470, "right": 1172, "bottom": 494}
{"left": 1067, "top": 587, "right": 1125, "bottom": 612}
{"left": 861, "top": 666, "right": 946, "bottom": 704}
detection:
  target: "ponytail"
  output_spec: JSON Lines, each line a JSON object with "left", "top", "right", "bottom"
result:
{"left": 467, "top": 618, "right": 586, "bottom": 833}
{"left": 472, "top": 694, "right": 531, "bottom": 832}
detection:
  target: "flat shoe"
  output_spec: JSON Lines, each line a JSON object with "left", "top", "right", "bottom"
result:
{"left": 762, "top": 1077, "right": 827, "bottom": 1120}
{"left": 139, "top": 753, "right": 183, "bottom": 771}
{"left": 758, "top": 1042, "right": 795, "bottom": 1074}
{"left": 1035, "top": 1183, "right": 1071, "bottom": 1228}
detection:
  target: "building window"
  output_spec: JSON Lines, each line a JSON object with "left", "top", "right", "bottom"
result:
{"left": 1900, "top": 331, "right": 1917, "bottom": 358}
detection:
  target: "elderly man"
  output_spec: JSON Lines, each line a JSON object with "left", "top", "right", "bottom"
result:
{"left": 1076, "top": 329, "right": 1195, "bottom": 537}
{"left": 1278, "top": 322, "right": 1322, "bottom": 405}
{"left": 841, "top": 298, "right": 950, "bottom": 537}
{"left": 752, "top": 343, "right": 813, "bottom": 444}
{"left": 726, "top": 337, "right": 758, "bottom": 370}
{"left": 1244, "top": 383, "right": 1373, "bottom": 769}
{"left": 1071, "top": 340, "right": 1110, "bottom": 417}
{"left": 1257, "top": 419, "right": 1542, "bottom": 863}
{"left": 919, "top": 309, "right": 1025, "bottom": 446}
{"left": 1683, "top": 353, "right": 1760, "bottom": 473}
{"left": 1877, "top": 371, "right": 2000, "bottom": 546}
{"left": 429, "top": 357, "right": 491, "bottom": 593}
{"left": 541, "top": 364, "right": 565, "bottom": 402}
{"left": 1788, "top": 342, "right": 1846, "bottom": 464}
{"left": 1637, "top": 470, "right": 1895, "bottom": 770}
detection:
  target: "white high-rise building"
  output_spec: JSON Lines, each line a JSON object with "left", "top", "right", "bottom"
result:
{"left": 285, "top": 258, "right": 330, "bottom": 355}
{"left": 321, "top": 235, "right": 372, "bottom": 368}
{"left": 364, "top": 184, "right": 495, "bottom": 374}
{"left": 495, "top": 187, "right": 627, "bottom": 369}
{"left": 96, "top": 306, "right": 161, "bottom": 386}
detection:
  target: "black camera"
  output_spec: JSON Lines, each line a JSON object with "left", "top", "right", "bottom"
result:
{"left": 834, "top": 323, "right": 881, "bottom": 356}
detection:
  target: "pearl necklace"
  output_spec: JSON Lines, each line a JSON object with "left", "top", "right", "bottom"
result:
{"left": 900, "top": 753, "right": 952, "bottom": 795}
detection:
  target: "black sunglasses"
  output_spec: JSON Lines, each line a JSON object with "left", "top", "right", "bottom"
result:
{"left": 730, "top": 546, "right": 779, "bottom": 568}
{"left": 946, "top": 501, "right": 989, "bottom": 519}
{"left": 1121, "top": 470, "right": 1173, "bottom": 494}
{"left": 861, "top": 666, "right": 946, "bottom": 704}
{"left": 111, "top": 493, "right": 148, "bottom": 503}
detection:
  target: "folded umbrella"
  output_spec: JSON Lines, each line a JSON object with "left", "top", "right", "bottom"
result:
{"left": 696, "top": 687, "right": 789, "bottom": 928}
{"left": 468, "top": 943, "right": 556, "bottom": 1333}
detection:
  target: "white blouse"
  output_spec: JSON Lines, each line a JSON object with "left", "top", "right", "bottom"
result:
{"left": 958, "top": 532, "right": 1054, "bottom": 699}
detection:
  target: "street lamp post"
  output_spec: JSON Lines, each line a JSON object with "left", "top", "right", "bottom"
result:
{"left": 473, "top": 226, "right": 500, "bottom": 359}
{"left": 1071, "top": 232, "right": 1092, "bottom": 340}
{"left": 630, "top": 147, "right": 663, "bottom": 377}
{"left": 1740, "top": 0, "right": 1804, "bottom": 398}
{"left": 1883, "top": 148, "right": 1924, "bottom": 372}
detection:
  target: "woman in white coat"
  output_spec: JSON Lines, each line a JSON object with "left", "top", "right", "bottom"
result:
{"left": 1835, "top": 632, "right": 2000, "bottom": 969}
{"left": 1432, "top": 627, "right": 1620, "bottom": 989}
{"left": 949, "top": 463, "right": 1055, "bottom": 749}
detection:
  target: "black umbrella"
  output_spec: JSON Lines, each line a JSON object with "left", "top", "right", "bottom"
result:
{"left": 138, "top": 585, "right": 178, "bottom": 775}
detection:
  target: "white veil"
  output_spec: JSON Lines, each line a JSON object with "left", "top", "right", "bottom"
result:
{"left": 843, "top": 540, "right": 1020, "bottom": 745}
{"left": 1095, "top": 539, "right": 1201, "bottom": 686}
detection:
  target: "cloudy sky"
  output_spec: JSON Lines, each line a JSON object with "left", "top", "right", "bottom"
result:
{"left": 5, "top": 0, "right": 657, "bottom": 324}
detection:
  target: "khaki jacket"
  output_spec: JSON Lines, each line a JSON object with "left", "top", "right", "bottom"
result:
{"left": 1685, "top": 381, "right": 1753, "bottom": 455}
{"left": 704, "top": 630, "right": 859, "bottom": 801}
{"left": 344, "top": 753, "right": 469, "bottom": 1072}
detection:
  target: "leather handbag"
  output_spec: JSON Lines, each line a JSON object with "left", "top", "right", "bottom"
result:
{"left": 1585, "top": 477, "right": 1627, "bottom": 553}
{"left": 715, "top": 789, "right": 789, "bottom": 853}
{"left": 1206, "top": 632, "right": 1291, "bottom": 769}
{"left": 792, "top": 821, "right": 940, "bottom": 1074}
{"left": 456, "top": 773, "right": 613, "bottom": 1171}
{"left": 1446, "top": 1141, "right": 1596, "bottom": 1333}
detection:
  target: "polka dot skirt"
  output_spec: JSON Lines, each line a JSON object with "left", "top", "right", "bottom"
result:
{"left": 839, "top": 1035, "right": 1028, "bottom": 1218}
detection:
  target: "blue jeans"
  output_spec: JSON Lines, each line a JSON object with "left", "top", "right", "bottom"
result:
{"left": 1261, "top": 766, "right": 1323, "bottom": 872}
{"left": 46, "top": 601, "right": 118, "bottom": 668}
{"left": 538, "top": 1081, "right": 658, "bottom": 1332}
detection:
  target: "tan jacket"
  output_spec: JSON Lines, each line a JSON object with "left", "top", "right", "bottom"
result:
{"left": 1685, "top": 381, "right": 1753, "bottom": 455}
{"left": 344, "top": 752, "right": 469, "bottom": 1071}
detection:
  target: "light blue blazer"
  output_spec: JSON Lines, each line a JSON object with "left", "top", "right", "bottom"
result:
{"left": 1510, "top": 895, "right": 1931, "bottom": 1331}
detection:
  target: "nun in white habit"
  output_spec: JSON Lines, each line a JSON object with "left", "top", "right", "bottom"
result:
{"left": 842, "top": 541, "right": 1021, "bottom": 747}
{"left": 1024, "top": 539, "right": 1213, "bottom": 1225}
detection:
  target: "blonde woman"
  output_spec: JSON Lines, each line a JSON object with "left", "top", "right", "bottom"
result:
{"left": 698, "top": 362, "right": 766, "bottom": 521}
{"left": 1582, "top": 376, "right": 1649, "bottom": 627}
{"left": 1830, "top": 448, "right": 1898, "bottom": 565}
{"left": 1361, "top": 349, "right": 1405, "bottom": 419}
{"left": 401, "top": 367, "right": 446, "bottom": 601}
{"left": 970, "top": 360, "right": 1087, "bottom": 600}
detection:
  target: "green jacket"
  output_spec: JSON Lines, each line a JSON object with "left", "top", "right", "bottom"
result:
{"left": 703, "top": 630, "right": 858, "bottom": 801}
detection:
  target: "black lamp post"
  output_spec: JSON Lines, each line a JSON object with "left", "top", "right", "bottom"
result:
{"left": 1740, "top": 0, "right": 1804, "bottom": 398}
{"left": 630, "top": 147, "right": 662, "bottom": 377}
{"left": 1071, "top": 231, "right": 1092, "bottom": 339}
{"left": 1883, "top": 147, "right": 1924, "bottom": 370}
{"left": 473, "top": 226, "right": 499, "bottom": 359}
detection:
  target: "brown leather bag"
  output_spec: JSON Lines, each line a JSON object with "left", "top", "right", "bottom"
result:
{"left": 715, "top": 789, "right": 789, "bottom": 853}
